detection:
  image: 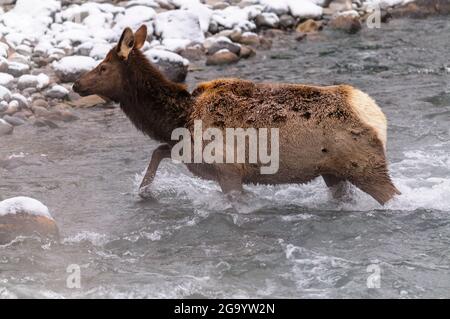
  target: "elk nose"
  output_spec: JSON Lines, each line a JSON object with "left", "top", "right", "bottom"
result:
{"left": 72, "top": 81, "right": 80, "bottom": 92}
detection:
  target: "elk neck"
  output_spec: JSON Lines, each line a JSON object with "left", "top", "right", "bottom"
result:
{"left": 119, "top": 49, "right": 193, "bottom": 143}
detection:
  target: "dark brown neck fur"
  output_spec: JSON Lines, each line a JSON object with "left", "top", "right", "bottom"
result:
{"left": 118, "top": 49, "right": 192, "bottom": 143}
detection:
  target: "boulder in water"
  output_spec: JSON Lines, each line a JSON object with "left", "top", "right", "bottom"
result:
{"left": 0, "top": 197, "right": 59, "bottom": 244}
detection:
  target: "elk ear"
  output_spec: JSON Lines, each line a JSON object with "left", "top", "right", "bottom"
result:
{"left": 134, "top": 25, "right": 147, "bottom": 50}
{"left": 117, "top": 27, "right": 135, "bottom": 60}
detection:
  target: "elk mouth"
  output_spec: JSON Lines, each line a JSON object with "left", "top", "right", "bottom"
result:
{"left": 72, "top": 82, "right": 91, "bottom": 97}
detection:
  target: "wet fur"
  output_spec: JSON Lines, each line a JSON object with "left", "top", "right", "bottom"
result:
{"left": 75, "top": 29, "right": 401, "bottom": 205}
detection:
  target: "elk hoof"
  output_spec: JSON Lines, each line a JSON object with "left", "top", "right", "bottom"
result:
{"left": 138, "top": 185, "right": 155, "bottom": 199}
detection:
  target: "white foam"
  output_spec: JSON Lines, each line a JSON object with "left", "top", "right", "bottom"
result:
{"left": 134, "top": 146, "right": 450, "bottom": 213}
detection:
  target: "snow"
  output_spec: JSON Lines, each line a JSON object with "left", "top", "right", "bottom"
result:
{"left": 0, "top": 0, "right": 61, "bottom": 41}
{"left": 0, "top": 73, "right": 14, "bottom": 89}
{"left": 114, "top": 5, "right": 156, "bottom": 32}
{"left": 211, "top": 5, "right": 262, "bottom": 31}
{"left": 155, "top": 10, "right": 205, "bottom": 49}
{"left": 0, "top": 85, "right": 11, "bottom": 101}
{"left": 17, "top": 73, "right": 49, "bottom": 90}
{"left": 144, "top": 49, "right": 189, "bottom": 66}
{"left": 0, "top": 197, "right": 53, "bottom": 220}
{"left": 287, "top": 0, "right": 323, "bottom": 19}
{"left": 53, "top": 56, "right": 98, "bottom": 75}
{"left": 177, "top": 1, "right": 213, "bottom": 33}
{"left": 362, "top": 0, "right": 413, "bottom": 10}
{"left": 258, "top": 0, "right": 290, "bottom": 15}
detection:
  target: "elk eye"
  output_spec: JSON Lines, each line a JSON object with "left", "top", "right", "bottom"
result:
{"left": 99, "top": 66, "right": 107, "bottom": 73}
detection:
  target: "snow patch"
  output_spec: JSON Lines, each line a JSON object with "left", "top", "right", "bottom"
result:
{"left": 0, "top": 197, "right": 53, "bottom": 220}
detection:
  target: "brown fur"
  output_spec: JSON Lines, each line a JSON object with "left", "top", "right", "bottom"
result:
{"left": 74, "top": 26, "right": 401, "bottom": 205}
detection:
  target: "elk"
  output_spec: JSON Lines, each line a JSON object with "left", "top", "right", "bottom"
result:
{"left": 73, "top": 25, "right": 401, "bottom": 205}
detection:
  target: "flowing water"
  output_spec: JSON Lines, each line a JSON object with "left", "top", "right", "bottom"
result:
{"left": 1, "top": 17, "right": 449, "bottom": 298}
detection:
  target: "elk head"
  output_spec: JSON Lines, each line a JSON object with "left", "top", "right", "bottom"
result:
{"left": 73, "top": 25, "right": 148, "bottom": 102}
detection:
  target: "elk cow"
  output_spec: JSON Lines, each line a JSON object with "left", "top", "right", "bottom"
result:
{"left": 73, "top": 25, "right": 401, "bottom": 205}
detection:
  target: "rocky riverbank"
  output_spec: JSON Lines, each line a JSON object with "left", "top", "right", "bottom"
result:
{"left": 0, "top": 0, "right": 448, "bottom": 139}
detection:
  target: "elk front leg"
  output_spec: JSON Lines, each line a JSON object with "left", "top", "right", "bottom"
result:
{"left": 322, "top": 174, "right": 350, "bottom": 200}
{"left": 139, "top": 144, "right": 171, "bottom": 192}
{"left": 216, "top": 165, "right": 244, "bottom": 194}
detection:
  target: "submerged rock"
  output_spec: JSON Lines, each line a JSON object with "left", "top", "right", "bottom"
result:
{"left": 0, "top": 197, "right": 59, "bottom": 244}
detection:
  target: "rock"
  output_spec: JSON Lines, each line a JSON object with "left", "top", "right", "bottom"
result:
{"left": 237, "top": 32, "right": 260, "bottom": 46}
{"left": 6, "top": 61, "right": 30, "bottom": 77}
{"left": 4, "top": 100, "right": 18, "bottom": 115}
{"left": 0, "top": 118, "right": 13, "bottom": 136}
{"left": 279, "top": 14, "right": 296, "bottom": 29}
{"left": 15, "top": 44, "right": 32, "bottom": 56}
{"left": 239, "top": 45, "right": 256, "bottom": 59}
{"left": 0, "top": 58, "right": 9, "bottom": 73}
{"left": 52, "top": 56, "right": 98, "bottom": 83}
{"left": 0, "top": 197, "right": 59, "bottom": 244}
{"left": 0, "top": 72, "right": 14, "bottom": 89}
{"left": 389, "top": 0, "right": 450, "bottom": 18}
{"left": 46, "top": 85, "right": 69, "bottom": 99}
{"left": 328, "top": 14, "right": 362, "bottom": 34}
{"left": 17, "top": 73, "right": 50, "bottom": 90}
{"left": 0, "top": 102, "right": 7, "bottom": 113}
{"left": 2, "top": 114, "right": 26, "bottom": 126}
{"left": 296, "top": 19, "right": 323, "bottom": 33}
{"left": 0, "top": 85, "right": 11, "bottom": 102}
{"left": 255, "top": 12, "right": 280, "bottom": 28}
{"left": 323, "top": 0, "right": 353, "bottom": 15}
{"left": 211, "top": 1, "right": 229, "bottom": 10}
{"left": 145, "top": 49, "right": 189, "bottom": 83}
{"left": 179, "top": 45, "right": 206, "bottom": 61}
{"left": 67, "top": 95, "right": 107, "bottom": 108}
{"left": 206, "top": 38, "right": 241, "bottom": 56}
{"left": 32, "top": 99, "right": 48, "bottom": 108}
{"left": 206, "top": 49, "right": 240, "bottom": 66}
{"left": 10, "top": 93, "right": 29, "bottom": 109}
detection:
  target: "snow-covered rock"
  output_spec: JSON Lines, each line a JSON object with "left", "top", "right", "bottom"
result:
{"left": 288, "top": 0, "right": 323, "bottom": 19}
{"left": 155, "top": 10, "right": 205, "bottom": 51}
{"left": 10, "top": 93, "right": 29, "bottom": 109}
{"left": 53, "top": 56, "right": 98, "bottom": 83}
{"left": 17, "top": 73, "right": 50, "bottom": 90}
{"left": 114, "top": 5, "right": 156, "bottom": 32}
{"left": 258, "top": 0, "right": 290, "bottom": 15}
{"left": 0, "top": 73, "right": 14, "bottom": 89}
{"left": 0, "top": 0, "right": 61, "bottom": 42}
{"left": 212, "top": 5, "right": 262, "bottom": 31}
{"left": 0, "top": 197, "right": 52, "bottom": 219}
{"left": 0, "top": 85, "right": 12, "bottom": 102}
{"left": 177, "top": 1, "right": 213, "bottom": 33}
{"left": 255, "top": 12, "right": 280, "bottom": 28}
{"left": 0, "top": 197, "right": 59, "bottom": 244}
{"left": 6, "top": 61, "right": 30, "bottom": 77}
{"left": 362, "top": 0, "right": 413, "bottom": 11}
{"left": 46, "top": 85, "right": 69, "bottom": 99}
{"left": 145, "top": 49, "right": 189, "bottom": 83}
